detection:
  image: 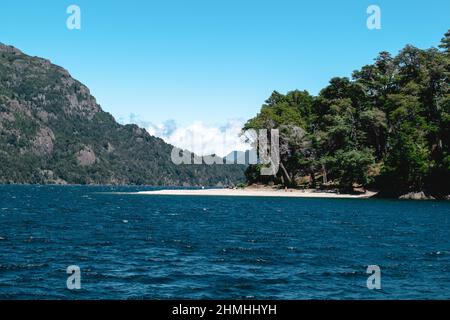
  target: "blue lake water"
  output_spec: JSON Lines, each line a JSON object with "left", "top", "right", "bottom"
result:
{"left": 0, "top": 185, "right": 449, "bottom": 299}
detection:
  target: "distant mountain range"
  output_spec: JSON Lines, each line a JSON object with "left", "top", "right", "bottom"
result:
{"left": 0, "top": 43, "right": 245, "bottom": 186}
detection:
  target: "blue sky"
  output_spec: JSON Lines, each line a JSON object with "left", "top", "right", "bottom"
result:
{"left": 1, "top": 0, "right": 449, "bottom": 154}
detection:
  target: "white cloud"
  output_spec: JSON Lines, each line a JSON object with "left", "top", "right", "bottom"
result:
{"left": 146, "top": 119, "right": 251, "bottom": 157}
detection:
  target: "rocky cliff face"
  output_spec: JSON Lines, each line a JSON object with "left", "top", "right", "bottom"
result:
{"left": 0, "top": 43, "right": 245, "bottom": 185}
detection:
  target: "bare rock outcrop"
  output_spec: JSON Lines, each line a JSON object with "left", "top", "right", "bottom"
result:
{"left": 32, "top": 127, "right": 55, "bottom": 156}
{"left": 399, "top": 192, "right": 435, "bottom": 200}
{"left": 76, "top": 146, "right": 97, "bottom": 166}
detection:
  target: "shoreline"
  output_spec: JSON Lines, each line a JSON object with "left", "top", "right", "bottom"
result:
{"left": 136, "top": 188, "right": 378, "bottom": 199}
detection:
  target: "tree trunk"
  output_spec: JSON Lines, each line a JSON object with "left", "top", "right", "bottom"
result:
{"left": 322, "top": 164, "right": 328, "bottom": 184}
{"left": 310, "top": 171, "right": 316, "bottom": 187}
{"left": 279, "top": 162, "right": 292, "bottom": 186}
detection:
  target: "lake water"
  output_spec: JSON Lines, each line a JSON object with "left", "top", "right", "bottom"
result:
{"left": 0, "top": 185, "right": 449, "bottom": 299}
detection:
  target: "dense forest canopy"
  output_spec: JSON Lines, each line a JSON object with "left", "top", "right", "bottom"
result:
{"left": 244, "top": 30, "right": 450, "bottom": 199}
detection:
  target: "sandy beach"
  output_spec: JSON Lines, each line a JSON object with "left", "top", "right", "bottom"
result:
{"left": 136, "top": 187, "right": 377, "bottom": 199}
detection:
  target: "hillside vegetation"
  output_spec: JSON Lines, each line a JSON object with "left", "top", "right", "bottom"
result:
{"left": 0, "top": 44, "right": 245, "bottom": 186}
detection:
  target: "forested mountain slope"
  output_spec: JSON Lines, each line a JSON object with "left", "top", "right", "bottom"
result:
{"left": 0, "top": 44, "right": 245, "bottom": 185}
